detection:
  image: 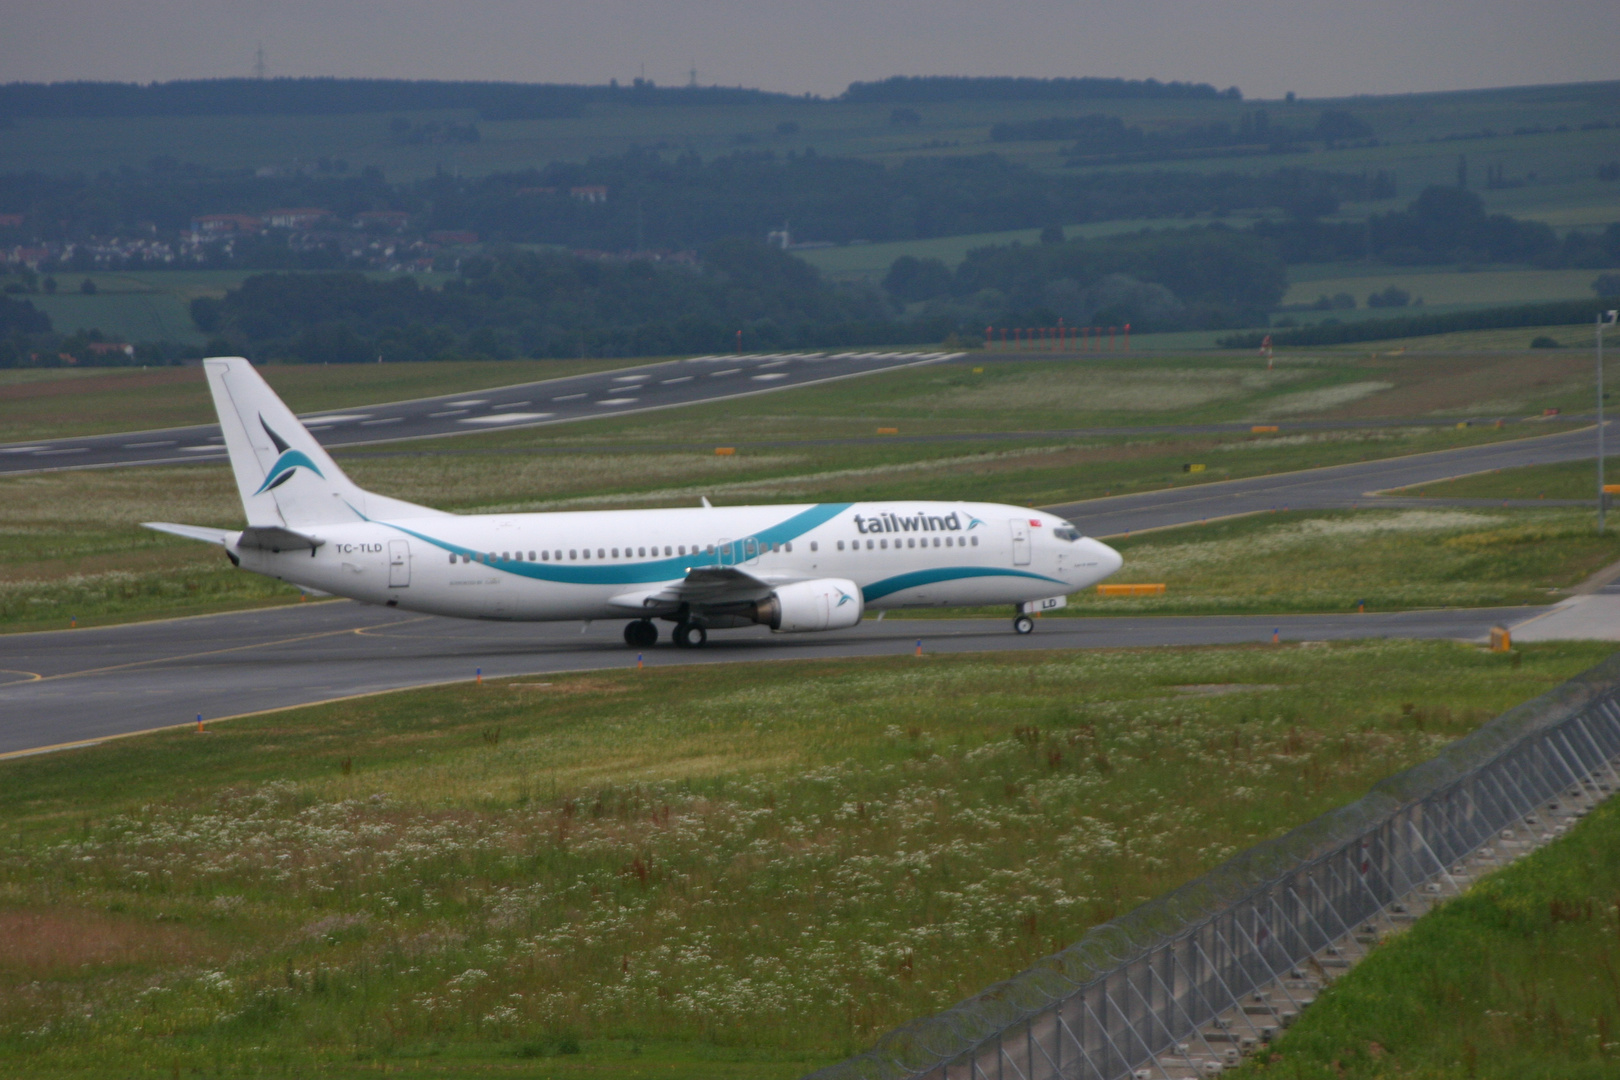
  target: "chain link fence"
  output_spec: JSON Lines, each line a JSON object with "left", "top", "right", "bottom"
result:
{"left": 808, "top": 652, "right": 1620, "bottom": 1080}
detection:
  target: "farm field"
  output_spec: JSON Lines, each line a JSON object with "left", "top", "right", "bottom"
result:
{"left": 0, "top": 638, "right": 1608, "bottom": 1079}
{"left": 1238, "top": 772, "right": 1620, "bottom": 1079}
{"left": 795, "top": 215, "right": 1269, "bottom": 284}
{"left": 1, "top": 82, "right": 1614, "bottom": 225}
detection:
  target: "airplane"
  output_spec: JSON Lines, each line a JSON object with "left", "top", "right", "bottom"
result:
{"left": 146, "top": 357, "right": 1124, "bottom": 647}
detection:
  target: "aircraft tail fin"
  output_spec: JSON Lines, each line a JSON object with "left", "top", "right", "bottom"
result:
{"left": 203, "top": 357, "right": 446, "bottom": 527}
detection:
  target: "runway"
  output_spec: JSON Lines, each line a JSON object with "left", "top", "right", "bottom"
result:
{"left": 0, "top": 350, "right": 957, "bottom": 475}
{"left": 0, "top": 601, "right": 1542, "bottom": 759}
{"left": 0, "top": 421, "right": 1608, "bottom": 759}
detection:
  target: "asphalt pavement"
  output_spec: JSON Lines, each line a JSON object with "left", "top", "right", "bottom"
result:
{"left": 0, "top": 350, "right": 957, "bottom": 475}
{"left": 0, "top": 601, "right": 1542, "bottom": 759}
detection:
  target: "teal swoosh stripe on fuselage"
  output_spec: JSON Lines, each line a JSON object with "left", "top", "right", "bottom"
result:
{"left": 382, "top": 502, "right": 855, "bottom": 587}
{"left": 860, "top": 566, "right": 1067, "bottom": 602}
{"left": 253, "top": 449, "right": 326, "bottom": 495}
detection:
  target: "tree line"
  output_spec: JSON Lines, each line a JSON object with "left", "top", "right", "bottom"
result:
{"left": 0, "top": 78, "right": 789, "bottom": 121}
{"left": 1253, "top": 187, "right": 1620, "bottom": 267}
{"left": 187, "top": 240, "right": 930, "bottom": 363}
{"left": 0, "top": 76, "right": 1227, "bottom": 121}
{"left": 0, "top": 150, "right": 1390, "bottom": 252}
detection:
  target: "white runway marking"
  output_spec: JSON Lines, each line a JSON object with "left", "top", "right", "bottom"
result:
{"left": 457, "top": 413, "right": 554, "bottom": 424}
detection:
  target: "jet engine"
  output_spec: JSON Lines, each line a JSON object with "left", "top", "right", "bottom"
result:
{"left": 750, "top": 578, "right": 864, "bottom": 633}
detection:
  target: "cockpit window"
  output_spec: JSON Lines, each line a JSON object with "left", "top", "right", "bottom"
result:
{"left": 1052, "top": 522, "right": 1083, "bottom": 542}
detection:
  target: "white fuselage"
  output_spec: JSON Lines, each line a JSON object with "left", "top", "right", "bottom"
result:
{"left": 237, "top": 500, "right": 1121, "bottom": 622}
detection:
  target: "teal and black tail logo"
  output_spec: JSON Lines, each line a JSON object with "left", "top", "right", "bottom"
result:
{"left": 253, "top": 416, "right": 324, "bottom": 494}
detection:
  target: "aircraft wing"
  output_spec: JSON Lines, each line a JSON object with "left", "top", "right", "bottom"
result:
{"left": 609, "top": 565, "right": 810, "bottom": 614}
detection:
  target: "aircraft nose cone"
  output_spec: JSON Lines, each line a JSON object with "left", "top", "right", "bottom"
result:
{"left": 1090, "top": 539, "right": 1123, "bottom": 580}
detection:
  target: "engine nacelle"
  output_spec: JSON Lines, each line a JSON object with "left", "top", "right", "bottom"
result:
{"left": 753, "top": 578, "right": 864, "bottom": 633}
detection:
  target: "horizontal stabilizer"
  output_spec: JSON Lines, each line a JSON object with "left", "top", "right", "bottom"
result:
{"left": 142, "top": 522, "right": 240, "bottom": 546}
{"left": 238, "top": 525, "right": 325, "bottom": 552}
{"left": 142, "top": 522, "right": 325, "bottom": 552}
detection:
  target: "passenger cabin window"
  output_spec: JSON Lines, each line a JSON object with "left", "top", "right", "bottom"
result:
{"left": 971, "top": 536, "right": 979, "bottom": 546}
{"left": 809, "top": 541, "right": 817, "bottom": 552}
{"left": 569, "top": 550, "right": 577, "bottom": 560}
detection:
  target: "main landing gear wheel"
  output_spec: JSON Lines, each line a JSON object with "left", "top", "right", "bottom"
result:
{"left": 1013, "top": 614, "right": 1035, "bottom": 635}
{"left": 623, "top": 620, "right": 658, "bottom": 648}
{"left": 673, "top": 623, "right": 708, "bottom": 649}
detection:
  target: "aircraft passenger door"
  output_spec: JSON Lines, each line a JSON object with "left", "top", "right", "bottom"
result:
{"left": 1009, "top": 520, "right": 1031, "bottom": 566}
{"left": 388, "top": 539, "right": 411, "bottom": 587}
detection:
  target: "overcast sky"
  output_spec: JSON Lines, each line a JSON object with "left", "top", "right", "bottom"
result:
{"left": 3, "top": 0, "right": 1616, "bottom": 102}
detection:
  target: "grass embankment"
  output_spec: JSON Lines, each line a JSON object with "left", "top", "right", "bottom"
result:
{"left": 1238, "top": 768, "right": 1620, "bottom": 1079}
{"left": 0, "top": 358, "right": 636, "bottom": 442}
{"left": 1, "top": 640, "right": 1610, "bottom": 1078}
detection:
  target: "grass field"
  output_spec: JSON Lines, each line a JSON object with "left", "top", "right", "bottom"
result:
{"left": 0, "top": 639, "right": 1609, "bottom": 1078}
{"left": 10, "top": 349, "right": 1602, "bottom": 445}
{"left": 1237, "top": 767, "right": 1620, "bottom": 1079}
{"left": 0, "top": 358, "right": 636, "bottom": 442}
{"left": 2, "top": 352, "right": 1610, "bottom": 632}
{"left": 1406, "top": 457, "right": 1615, "bottom": 501}
{"left": 1060, "top": 506, "right": 1619, "bottom": 615}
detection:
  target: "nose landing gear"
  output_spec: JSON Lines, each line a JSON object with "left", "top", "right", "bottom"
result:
{"left": 1013, "top": 614, "right": 1035, "bottom": 635}
{"left": 623, "top": 620, "right": 658, "bottom": 648}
